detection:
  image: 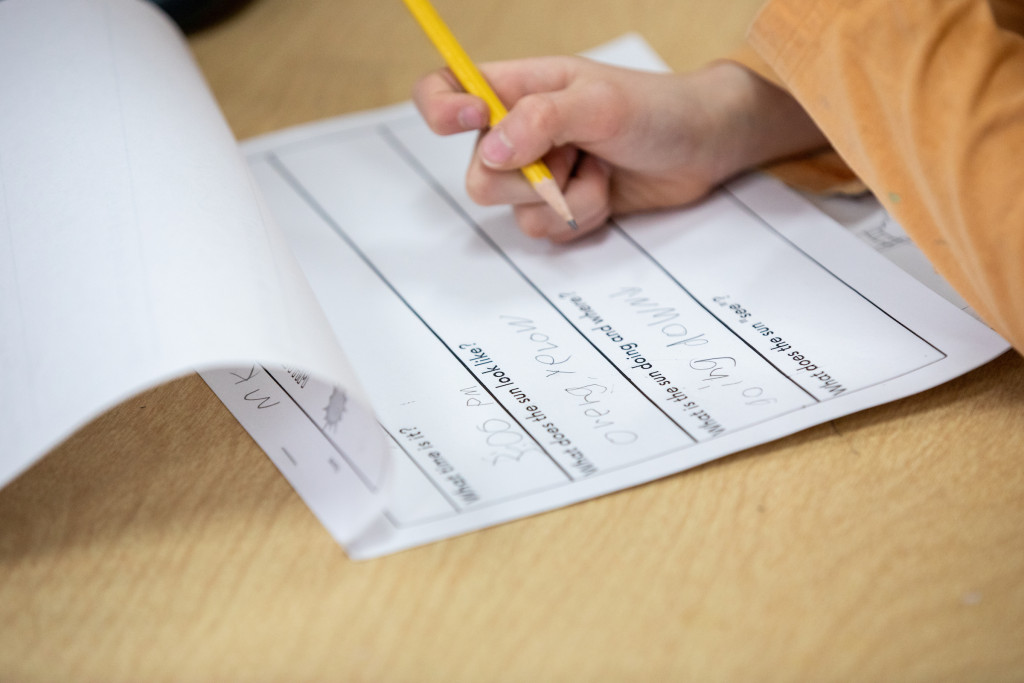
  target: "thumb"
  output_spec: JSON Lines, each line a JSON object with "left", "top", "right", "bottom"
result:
{"left": 478, "top": 84, "right": 618, "bottom": 170}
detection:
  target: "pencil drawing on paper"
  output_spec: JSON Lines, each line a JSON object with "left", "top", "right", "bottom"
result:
{"left": 322, "top": 387, "right": 348, "bottom": 431}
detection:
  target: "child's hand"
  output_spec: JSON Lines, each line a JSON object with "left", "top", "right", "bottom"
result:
{"left": 413, "top": 56, "right": 827, "bottom": 241}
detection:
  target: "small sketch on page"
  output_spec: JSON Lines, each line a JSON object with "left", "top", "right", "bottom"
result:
{"left": 860, "top": 214, "right": 912, "bottom": 252}
{"left": 323, "top": 387, "right": 348, "bottom": 432}
{"left": 801, "top": 191, "right": 975, "bottom": 317}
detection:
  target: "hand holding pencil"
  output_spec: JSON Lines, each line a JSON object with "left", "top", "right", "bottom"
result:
{"left": 402, "top": 0, "right": 578, "bottom": 232}
{"left": 407, "top": 1, "right": 829, "bottom": 241}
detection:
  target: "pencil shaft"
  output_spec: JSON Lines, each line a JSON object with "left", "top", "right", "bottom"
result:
{"left": 403, "top": 0, "right": 575, "bottom": 227}
{"left": 402, "top": 0, "right": 506, "bottom": 124}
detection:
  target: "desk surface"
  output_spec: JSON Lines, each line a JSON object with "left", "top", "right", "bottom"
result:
{"left": 3, "top": 0, "right": 1023, "bottom": 680}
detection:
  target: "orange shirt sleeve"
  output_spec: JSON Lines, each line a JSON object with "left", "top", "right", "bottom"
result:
{"left": 724, "top": 46, "right": 868, "bottom": 196}
{"left": 746, "top": 0, "right": 1024, "bottom": 354}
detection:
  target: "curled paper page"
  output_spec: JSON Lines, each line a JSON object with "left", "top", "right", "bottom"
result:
{"left": 199, "top": 367, "right": 395, "bottom": 547}
{"left": 0, "top": 0, "right": 390, "bottom": 540}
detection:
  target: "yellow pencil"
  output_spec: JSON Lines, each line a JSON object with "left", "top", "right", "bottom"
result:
{"left": 402, "top": 0, "right": 578, "bottom": 230}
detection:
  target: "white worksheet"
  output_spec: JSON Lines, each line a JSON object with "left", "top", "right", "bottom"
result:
{"left": 201, "top": 37, "right": 1008, "bottom": 559}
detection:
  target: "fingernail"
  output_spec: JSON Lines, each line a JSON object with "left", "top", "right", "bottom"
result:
{"left": 457, "top": 105, "right": 486, "bottom": 130}
{"left": 480, "top": 128, "right": 514, "bottom": 167}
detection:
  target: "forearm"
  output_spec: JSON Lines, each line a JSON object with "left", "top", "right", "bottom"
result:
{"left": 697, "top": 60, "right": 829, "bottom": 179}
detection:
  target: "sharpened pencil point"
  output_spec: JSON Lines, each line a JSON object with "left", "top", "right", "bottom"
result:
{"left": 531, "top": 176, "right": 577, "bottom": 231}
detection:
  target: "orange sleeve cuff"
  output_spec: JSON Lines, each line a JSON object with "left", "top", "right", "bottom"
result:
{"left": 723, "top": 43, "right": 786, "bottom": 88}
{"left": 722, "top": 44, "right": 868, "bottom": 197}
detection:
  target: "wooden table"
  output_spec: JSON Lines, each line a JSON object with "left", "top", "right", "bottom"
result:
{"left": 3, "top": 0, "right": 1023, "bottom": 679}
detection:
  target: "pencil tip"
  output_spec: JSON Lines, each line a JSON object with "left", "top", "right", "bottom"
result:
{"left": 568, "top": 219, "right": 579, "bottom": 231}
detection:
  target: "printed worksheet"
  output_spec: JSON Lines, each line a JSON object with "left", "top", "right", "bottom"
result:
{"left": 201, "top": 36, "right": 1007, "bottom": 558}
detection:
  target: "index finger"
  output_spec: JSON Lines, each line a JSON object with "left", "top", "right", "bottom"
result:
{"left": 413, "top": 68, "right": 489, "bottom": 135}
{"left": 476, "top": 56, "right": 579, "bottom": 105}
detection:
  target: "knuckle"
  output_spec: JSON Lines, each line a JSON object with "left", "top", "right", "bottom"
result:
{"left": 421, "top": 109, "right": 446, "bottom": 133}
{"left": 465, "top": 172, "right": 495, "bottom": 205}
{"left": 518, "top": 94, "right": 560, "bottom": 137}
{"left": 515, "top": 205, "right": 553, "bottom": 239}
{"left": 412, "top": 101, "right": 445, "bottom": 133}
